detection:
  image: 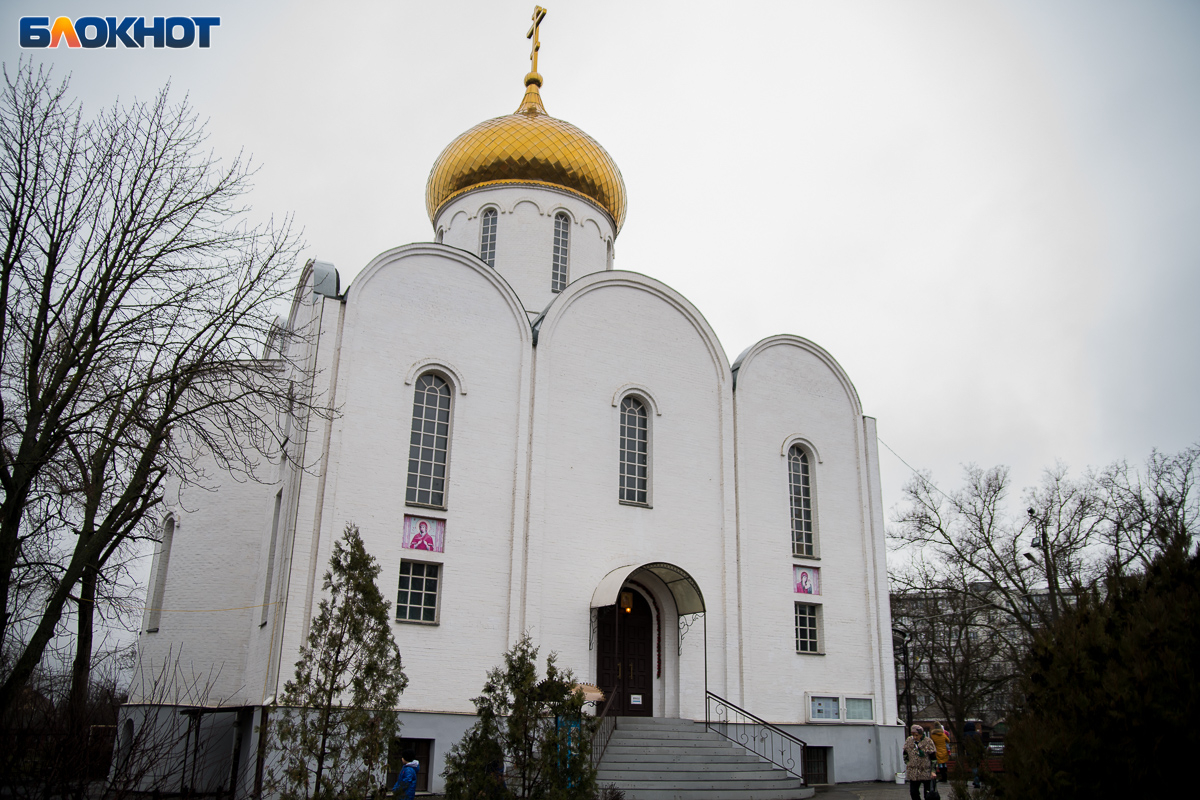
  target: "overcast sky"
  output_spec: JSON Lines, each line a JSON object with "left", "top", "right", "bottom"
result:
{"left": 5, "top": 0, "right": 1198, "bottom": 537}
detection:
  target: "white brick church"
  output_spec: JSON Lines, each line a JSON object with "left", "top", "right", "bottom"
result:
{"left": 125, "top": 25, "right": 901, "bottom": 794}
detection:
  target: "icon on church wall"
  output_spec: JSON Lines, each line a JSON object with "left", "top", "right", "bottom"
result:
{"left": 403, "top": 515, "right": 445, "bottom": 552}
{"left": 794, "top": 565, "right": 820, "bottom": 595}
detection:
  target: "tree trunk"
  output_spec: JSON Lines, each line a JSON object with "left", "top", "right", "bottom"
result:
{"left": 68, "top": 555, "right": 98, "bottom": 733}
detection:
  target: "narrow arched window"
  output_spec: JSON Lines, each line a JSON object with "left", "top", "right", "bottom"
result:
{"left": 261, "top": 490, "right": 283, "bottom": 626}
{"left": 619, "top": 396, "right": 649, "bottom": 504}
{"left": 551, "top": 212, "right": 570, "bottom": 292}
{"left": 407, "top": 373, "right": 452, "bottom": 508}
{"left": 146, "top": 517, "right": 175, "bottom": 632}
{"left": 789, "top": 445, "right": 815, "bottom": 557}
{"left": 479, "top": 208, "right": 498, "bottom": 267}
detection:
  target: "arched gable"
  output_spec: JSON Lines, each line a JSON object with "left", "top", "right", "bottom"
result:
{"left": 345, "top": 243, "right": 531, "bottom": 344}
{"left": 537, "top": 270, "right": 731, "bottom": 385}
{"left": 732, "top": 334, "right": 863, "bottom": 417}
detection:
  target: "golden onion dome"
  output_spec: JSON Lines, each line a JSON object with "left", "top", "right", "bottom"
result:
{"left": 426, "top": 72, "right": 627, "bottom": 233}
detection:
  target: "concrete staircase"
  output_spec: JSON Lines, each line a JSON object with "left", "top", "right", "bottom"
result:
{"left": 596, "top": 717, "right": 814, "bottom": 800}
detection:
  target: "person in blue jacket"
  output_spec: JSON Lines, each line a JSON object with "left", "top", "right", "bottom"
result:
{"left": 391, "top": 751, "right": 419, "bottom": 800}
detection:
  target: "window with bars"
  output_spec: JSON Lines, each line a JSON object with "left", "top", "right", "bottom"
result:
{"left": 795, "top": 602, "right": 820, "bottom": 653}
{"left": 551, "top": 212, "right": 570, "bottom": 292}
{"left": 397, "top": 561, "right": 440, "bottom": 623}
{"left": 789, "top": 445, "right": 815, "bottom": 557}
{"left": 619, "top": 396, "right": 649, "bottom": 505}
{"left": 406, "top": 373, "right": 452, "bottom": 508}
{"left": 479, "top": 208, "right": 498, "bottom": 267}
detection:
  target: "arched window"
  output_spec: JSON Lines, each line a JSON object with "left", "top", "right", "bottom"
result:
{"left": 146, "top": 516, "right": 175, "bottom": 632}
{"left": 619, "top": 396, "right": 649, "bottom": 505}
{"left": 261, "top": 490, "right": 283, "bottom": 626}
{"left": 479, "top": 208, "right": 498, "bottom": 267}
{"left": 551, "top": 212, "right": 570, "bottom": 292}
{"left": 407, "top": 373, "right": 452, "bottom": 508}
{"left": 789, "top": 445, "right": 815, "bottom": 557}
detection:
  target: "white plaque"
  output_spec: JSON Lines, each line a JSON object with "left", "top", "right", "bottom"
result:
{"left": 630, "top": 694, "right": 643, "bottom": 705}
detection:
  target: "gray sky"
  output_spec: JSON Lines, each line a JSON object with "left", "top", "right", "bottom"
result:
{"left": 5, "top": 0, "right": 1198, "bottom": 531}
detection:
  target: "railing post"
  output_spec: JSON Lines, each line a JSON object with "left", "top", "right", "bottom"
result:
{"left": 703, "top": 692, "right": 808, "bottom": 784}
{"left": 703, "top": 613, "right": 708, "bottom": 726}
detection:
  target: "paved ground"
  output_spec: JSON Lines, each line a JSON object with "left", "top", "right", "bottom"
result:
{"left": 418, "top": 780, "right": 979, "bottom": 800}
{"left": 815, "top": 780, "right": 911, "bottom": 800}
{"left": 816, "top": 780, "right": 994, "bottom": 800}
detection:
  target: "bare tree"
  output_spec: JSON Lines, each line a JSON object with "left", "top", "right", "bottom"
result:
{"left": 1096, "top": 445, "right": 1200, "bottom": 573}
{"left": 892, "top": 588, "right": 1014, "bottom": 737}
{"left": 0, "top": 60, "right": 312, "bottom": 721}
{"left": 891, "top": 463, "right": 1104, "bottom": 645}
{"left": 889, "top": 445, "right": 1200, "bottom": 738}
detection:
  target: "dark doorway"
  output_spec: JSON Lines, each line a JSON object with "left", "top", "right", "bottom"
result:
{"left": 597, "top": 589, "right": 654, "bottom": 716}
{"left": 388, "top": 737, "right": 432, "bottom": 793}
{"left": 804, "top": 746, "right": 831, "bottom": 785}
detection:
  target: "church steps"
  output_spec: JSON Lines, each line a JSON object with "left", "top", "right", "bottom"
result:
{"left": 604, "top": 744, "right": 750, "bottom": 757}
{"left": 608, "top": 779, "right": 804, "bottom": 790}
{"left": 601, "top": 752, "right": 767, "bottom": 764}
{"left": 597, "top": 768, "right": 791, "bottom": 781}
{"left": 608, "top": 729, "right": 725, "bottom": 741}
{"left": 595, "top": 788, "right": 812, "bottom": 800}
{"left": 597, "top": 717, "right": 813, "bottom": 800}
{"left": 612, "top": 718, "right": 707, "bottom": 728}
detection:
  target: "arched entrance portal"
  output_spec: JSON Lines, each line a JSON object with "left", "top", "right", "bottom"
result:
{"left": 597, "top": 590, "right": 654, "bottom": 716}
{"left": 590, "top": 562, "right": 707, "bottom": 719}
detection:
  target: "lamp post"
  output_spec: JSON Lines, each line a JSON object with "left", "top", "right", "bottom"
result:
{"left": 1026, "top": 507, "right": 1060, "bottom": 623}
{"left": 893, "top": 627, "right": 913, "bottom": 730}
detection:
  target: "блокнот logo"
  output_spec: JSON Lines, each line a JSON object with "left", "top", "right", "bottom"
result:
{"left": 21, "top": 17, "right": 220, "bottom": 48}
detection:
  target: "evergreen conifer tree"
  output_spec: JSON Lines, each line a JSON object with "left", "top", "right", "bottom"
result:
{"left": 442, "top": 633, "right": 594, "bottom": 800}
{"left": 266, "top": 523, "right": 409, "bottom": 800}
{"left": 1003, "top": 522, "right": 1199, "bottom": 797}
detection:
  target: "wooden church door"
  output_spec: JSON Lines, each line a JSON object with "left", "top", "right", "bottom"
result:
{"left": 597, "top": 590, "right": 654, "bottom": 716}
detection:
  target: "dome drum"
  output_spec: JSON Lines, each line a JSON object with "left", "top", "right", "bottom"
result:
{"left": 436, "top": 185, "right": 614, "bottom": 312}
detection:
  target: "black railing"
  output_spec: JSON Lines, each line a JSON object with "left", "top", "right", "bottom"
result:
{"left": 705, "top": 692, "right": 807, "bottom": 783}
{"left": 589, "top": 685, "right": 622, "bottom": 769}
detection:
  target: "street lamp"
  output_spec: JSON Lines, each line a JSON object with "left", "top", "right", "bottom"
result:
{"left": 1026, "top": 507, "right": 1060, "bottom": 623}
{"left": 892, "top": 627, "right": 913, "bottom": 730}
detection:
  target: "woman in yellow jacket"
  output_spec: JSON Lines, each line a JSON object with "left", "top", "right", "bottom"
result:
{"left": 929, "top": 722, "right": 950, "bottom": 782}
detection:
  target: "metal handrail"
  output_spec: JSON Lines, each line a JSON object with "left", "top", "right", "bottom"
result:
{"left": 705, "top": 691, "right": 807, "bottom": 783}
{"left": 589, "top": 685, "right": 622, "bottom": 769}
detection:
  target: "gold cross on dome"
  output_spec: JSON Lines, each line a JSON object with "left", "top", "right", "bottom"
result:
{"left": 527, "top": 6, "right": 547, "bottom": 74}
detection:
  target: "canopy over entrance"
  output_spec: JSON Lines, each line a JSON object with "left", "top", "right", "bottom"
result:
{"left": 590, "top": 562, "right": 705, "bottom": 614}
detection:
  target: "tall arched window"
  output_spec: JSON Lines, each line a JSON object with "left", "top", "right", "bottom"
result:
{"left": 261, "top": 490, "right": 283, "bottom": 626}
{"left": 551, "top": 212, "right": 570, "bottom": 292}
{"left": 619, "top": 396, "right": 649, "bottom": 504}
{"left": 479, "top": 208, "right": 498, "bottom": 267}
{"left": 407, "top": 373, "right": 453, "bottom": 508}
{"left": 146, "top": 516, "right": 175, "bottom": 631}
{"left": 789, "top": 445, "right": 815, "bottom": 556}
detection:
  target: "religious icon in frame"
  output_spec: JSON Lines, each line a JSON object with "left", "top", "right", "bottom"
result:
{"left": 793, "top": 565, "right": 820, "bottom": 595}
{"left": 403, "top": 515, "right": 445, "bottom": 553}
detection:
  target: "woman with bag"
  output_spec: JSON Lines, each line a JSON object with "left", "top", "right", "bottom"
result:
{"left": 903, "top": 724, "right": 937, "bottom": 800}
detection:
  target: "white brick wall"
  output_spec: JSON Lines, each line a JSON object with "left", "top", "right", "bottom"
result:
{"left": 732, "top": 336, "right": 897, "bottom": 726}
{"left": 132, "top": 184, "right": 897, "bottom": 782}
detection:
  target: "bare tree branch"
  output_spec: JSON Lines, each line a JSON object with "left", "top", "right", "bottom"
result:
{"left": 0, "top": 60, "right": 320, "bottom": 720}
